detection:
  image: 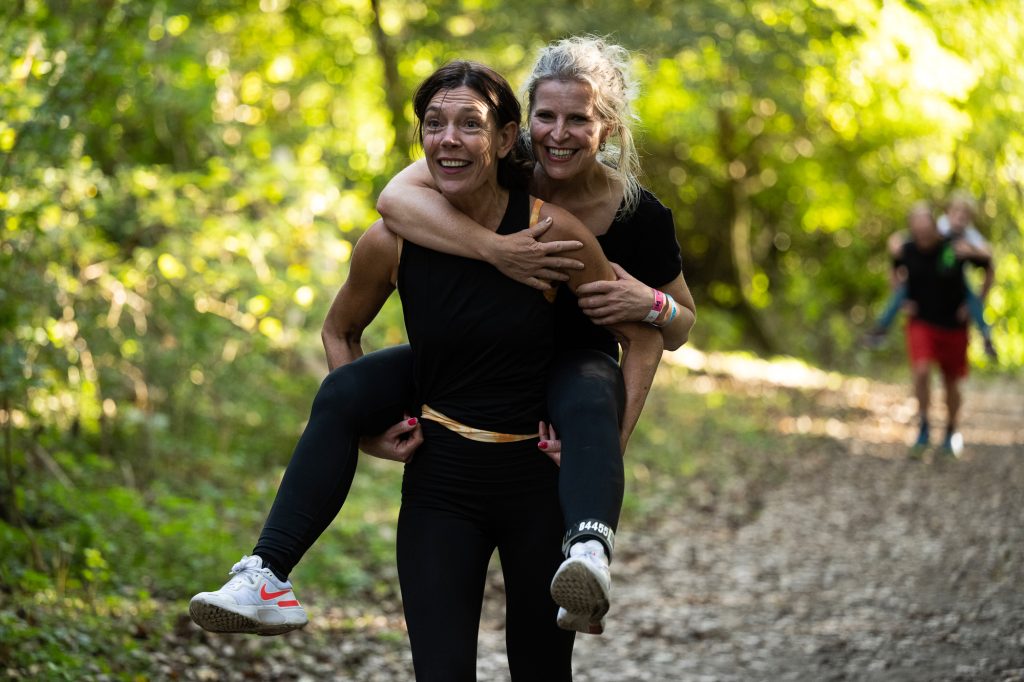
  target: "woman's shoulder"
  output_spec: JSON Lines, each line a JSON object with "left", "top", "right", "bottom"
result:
{"left": 356, "top": 220, "right": 401, "bottom": 263}
{"left": 633, "top": 187, "right": 672, "bottom": 217}
{"left": 615, "top": 187, "right": 674, "bottom": 232}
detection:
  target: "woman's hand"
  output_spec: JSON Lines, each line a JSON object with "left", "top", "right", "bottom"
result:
{"left": 537, "top": 420, "right": 562, "bottom": 466}
{"left": 487, "top": 218, "right": 585, "bottom": 291}
{"left": 576, "top": 262, "right": 653, "bottom": 326}
{"left": 359, "top": 415, "right": 423, "bottom": 463}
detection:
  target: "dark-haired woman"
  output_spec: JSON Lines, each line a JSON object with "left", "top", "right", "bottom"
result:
{"left": 341, "top": 62, "right": 661, "bottom": 679}
{"left": 189, "top": 38, "right": 692, "bottom": 645}
{"left": 377, "top": 36, "right": 695, "bottom": 634}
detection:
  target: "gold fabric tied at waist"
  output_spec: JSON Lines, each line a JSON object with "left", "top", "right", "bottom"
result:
{"left": 419, "top": 405, "right": 538, "bottom": 443}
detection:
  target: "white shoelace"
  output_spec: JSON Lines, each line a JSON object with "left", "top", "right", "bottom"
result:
{"left": 224, "top": 555, "right": 264, "bottom": 590}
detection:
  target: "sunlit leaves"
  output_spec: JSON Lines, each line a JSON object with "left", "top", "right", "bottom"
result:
{"left": 2, "top": 1, "right": 1022, "bottom": 497}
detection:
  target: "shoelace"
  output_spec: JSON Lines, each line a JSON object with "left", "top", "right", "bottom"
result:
{"left": 224, "top": 556, "right": 264, "bottom": 590}
{"left": 230, "top": 555, "right": 263, "bottom": 575}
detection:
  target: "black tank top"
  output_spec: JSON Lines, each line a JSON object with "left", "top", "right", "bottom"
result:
{"left": 397, "top": 189, "right": 553, "bottom": 434}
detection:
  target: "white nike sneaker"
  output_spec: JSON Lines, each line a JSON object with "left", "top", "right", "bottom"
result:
{"left": 189, "top": 555, "right": 308, "bottom": 635}
{"left": 550, "top": 539, "right": 611, "bottom": 635}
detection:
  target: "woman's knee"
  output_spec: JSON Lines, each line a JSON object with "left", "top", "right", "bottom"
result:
{"left": 310, "top": 362, "right": 365, "bottom": 420}
{"left": 312, "top": 346, "right": 414, "bottom": 423}
{"left": 549, "top": 351, "right": 625, "bottom": 423}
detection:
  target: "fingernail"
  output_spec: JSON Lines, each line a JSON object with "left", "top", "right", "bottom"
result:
{"left": 407, "top": 418, "right": 418, "bottom": 426}
{"left": 538, "top": 441, "right": 548, "bottom": 449}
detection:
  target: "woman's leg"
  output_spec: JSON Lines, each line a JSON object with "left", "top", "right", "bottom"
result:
{"left": 875, "top": 284, "right": 909, "bottom": 333}
{"left": 964, "top": 284, "right": 997, "bottom": 359}
{"left": 546, "top": 350, "right": 625, "bottom": 634}
{"left": 190, "top": 345, "right": 414, "bottom": 634}
{"left": 548, "top": 350, "right": 625, "bottom": 556}
{"left": 497, "top": 479, "right": 575, "bottom": 680}
{"left": 397, "top": 434, "right": 496, "bottom": 682}
{"left": 254, "top": 344, "right": 415, "bottom": 578}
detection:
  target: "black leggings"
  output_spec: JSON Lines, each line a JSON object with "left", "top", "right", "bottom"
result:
{"left": 398, "top": 423, "right": 574, "bottom": 681}
{"left": 253, "top": 346, "right": 415, "bottom": 577}
{"left": 254, "top": 346, "right": 625, "bottom": 576}
{"left": 549, "top": 349, "right": 626, "bottom": 551}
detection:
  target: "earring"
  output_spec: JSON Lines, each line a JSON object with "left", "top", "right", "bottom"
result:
{"left": 599, "top": 142, "right": 607, "bottom": 152}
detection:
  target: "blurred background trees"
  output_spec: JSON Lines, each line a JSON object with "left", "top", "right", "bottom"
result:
{"left": 1, "top": 0, "right": 1022, "bottom": 670}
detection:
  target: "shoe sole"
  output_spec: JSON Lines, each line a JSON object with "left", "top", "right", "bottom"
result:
{"left": 189, "top": 600, "right": 307, "bottom": 636}
{"left": 550, "top": 560, "right": 610, "bottom": 622}
{"left": 556, "top": 608, "right": 605, "bottom": 635}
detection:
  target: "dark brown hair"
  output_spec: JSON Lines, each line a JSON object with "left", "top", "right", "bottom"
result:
{"left": 413, "top": 61, "right": 532, "bottom": 190}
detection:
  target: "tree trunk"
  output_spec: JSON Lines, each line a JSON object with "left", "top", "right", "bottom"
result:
{"left": 716, "top": 108, "right": 777, "bottom": 353}
{"left": 369, "top": 0, "right": 411, "bottom": 159}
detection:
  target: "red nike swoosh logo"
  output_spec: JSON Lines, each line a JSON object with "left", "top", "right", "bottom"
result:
{"left": 260, "top": 584, "right": 291, "bottom": 600}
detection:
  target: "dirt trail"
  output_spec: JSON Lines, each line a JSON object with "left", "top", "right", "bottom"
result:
{"left": 179, "top": 362, "right": 1024, "bottom": 681}
{"left": 500, "top": 364, "right": 1024, "bottom": 681}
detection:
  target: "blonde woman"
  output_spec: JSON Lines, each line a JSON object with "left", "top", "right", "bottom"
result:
{"left": 377, "top": 37, "right": 695, "bottom": 633}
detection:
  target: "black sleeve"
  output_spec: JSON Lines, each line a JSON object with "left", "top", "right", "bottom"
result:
{"left": 636, "top": 194, "right": 683, "bottom": 287}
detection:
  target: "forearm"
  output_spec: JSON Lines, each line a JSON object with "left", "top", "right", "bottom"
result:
{"left": 659, "top": 303, "right": 695, "bottom": 351}
{"left": 654, "top": 278, "right": 697, "bottom": 351}
{"left": 376, "top": 162, "right": 496, "bottom": 261}
{"left": 320, "top": 220, "right": 398, "bottom": 372}
{"left": 614, "top": 323, "right": 663, "bottom": 451}
{"left": 981, "top": 265, "right": 995, "bottom": 299}
{"left": 321, "top": 327, "right": 363, "bottom": 372}
{"left": 382, "top": 200, "right": 497, "bottom": 261}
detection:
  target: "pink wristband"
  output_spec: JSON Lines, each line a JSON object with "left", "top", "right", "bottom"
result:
{"left": 643, "top": 289, "right": 666, "bottom": 324}
{"left": 653, "top": 294, "right": 678, "bottom": 328}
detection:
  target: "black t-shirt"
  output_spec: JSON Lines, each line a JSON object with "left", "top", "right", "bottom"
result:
{"left": 554, "top": 188, "right": 683, "bottom": 357}
{"left": 896, "top": 237, "right": 990, "bottom": 329}
{"left": 397, "top": 189, "right": 553, "bottom": 433}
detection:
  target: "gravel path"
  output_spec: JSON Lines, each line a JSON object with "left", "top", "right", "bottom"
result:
{"left": 180, "top": 365, "right": 1024, "bottom": 681}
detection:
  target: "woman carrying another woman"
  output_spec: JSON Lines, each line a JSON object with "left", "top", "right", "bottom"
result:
{"left": 189, "top": 36, "right": 694, "bottom": 641}
{"left": 376, "top": 36, "right": 695, "bottom": 633}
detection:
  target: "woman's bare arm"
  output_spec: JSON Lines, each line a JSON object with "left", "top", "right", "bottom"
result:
{"left": 576, "top": 267, "right": 696, "bottom": 351}
{"left": 654, "top": 274, "right": 696, "bottom": 351}
{"left": 321, "top": 220, "right": 399, "bottom": 371}
{"left": 320, "top": 221, "right": 424, "bottom": 461}
{"left": 376, "top": 160, "right": 584, "bottom": 290}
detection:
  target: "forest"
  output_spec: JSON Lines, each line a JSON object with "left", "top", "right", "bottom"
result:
{"left": 2, "top": 0, "right": 1023, "bottom": 678}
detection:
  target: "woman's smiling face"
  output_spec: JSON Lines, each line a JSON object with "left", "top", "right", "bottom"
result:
{"left": 529, "top": 79, "right": 607, "bottom": 182}
{"left": 421, "top": 85, "right": 516, "bottom": 201}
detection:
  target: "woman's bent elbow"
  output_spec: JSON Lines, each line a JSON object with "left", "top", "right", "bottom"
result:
{"left": 375, "top": 192, "right": 393, "bottom": 219}
{"left": 663, "top": 333, "right": 687, "bottom": 352}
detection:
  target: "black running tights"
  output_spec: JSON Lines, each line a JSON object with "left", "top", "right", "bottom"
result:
{"left": 253, "top": 345, "right": 414, "bottom": 577}
{"left": 397, "top": 425, "right": 574, "bottom": 681}
{"left": 253, "top": 346, "right": 625, "bottom": 578}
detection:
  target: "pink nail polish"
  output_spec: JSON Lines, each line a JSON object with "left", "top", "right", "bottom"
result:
{"left": 408, "top": 418, "right": 418, "bottom": 426}
{"left": 538, "top": 441, "right": 548, "bottom": 449}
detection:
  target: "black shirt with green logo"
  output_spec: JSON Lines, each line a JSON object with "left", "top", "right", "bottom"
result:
{"left": 896, "top": 237, "right": 990, "bottom": 329}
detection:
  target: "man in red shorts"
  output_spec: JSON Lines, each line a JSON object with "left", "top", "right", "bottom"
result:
{"left": 890, "top": 202, "right": 992, "bottom": 456}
